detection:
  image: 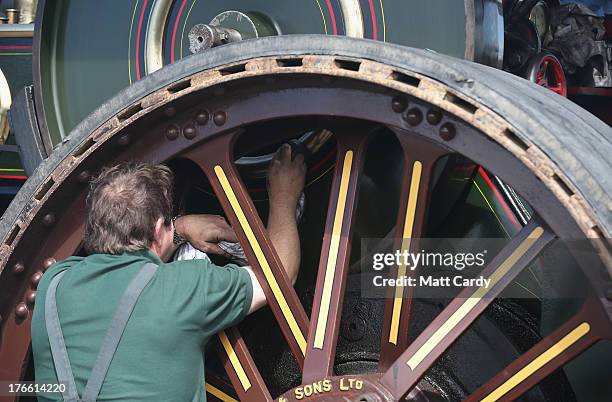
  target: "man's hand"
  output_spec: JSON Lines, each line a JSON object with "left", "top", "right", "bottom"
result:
{"left": 267, "top": 144, "right": 306, "bottom": 211}
{"left": 175, "top": 214, "right": 237, "bottom": 256}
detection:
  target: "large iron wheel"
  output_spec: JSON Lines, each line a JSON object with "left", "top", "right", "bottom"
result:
{"left": 1, "top": 36, "right": 611, "bottom": 401}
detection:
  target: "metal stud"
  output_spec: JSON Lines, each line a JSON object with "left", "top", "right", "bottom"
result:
{"left": 77, "top": 170, "right": 91, "bottom": 184}
{"left": 195, "top": 110, "right": 209, "bottom": 125}
{"left": 25, "top": 291, "right": 36, "bottom": 305}
{"left": 43, "top": 258, "right": 56, "bottom": 270}
{"left": 163, "top": 106, "right": 177, "bottom": 117}
{"left": 165, "top": 124, "right": 179, "bottom": 140}
{"left": 117, "top": 134, "right": 131, "bottom": 146}
{"left": 12, "top": 261, "right": 24, "bottom": 274}
{"left": 213, "top": 111, "right": 227, "bottom": 126}
{"left": 426, "top": 109, "right": 442, "bottom": 125}
{"left": 15, "top": 303, "right": 28, "bottom": 319}
{"left": 182, "top": 123, "right": 197, "bottom": 140}
{"left": 403, "top": 108, "right": 423, "bottom": 126}
{"left": 439, "top": 123, "right": 456, "bottom": 141}
{"left": 392, "top": 96, "right": 408, "bottom": 113}
{"left": 31, "top": 271, "right": 42, "bottom": 287}
{"left": 42, "top": 213, "right": 56, "bottom": 227}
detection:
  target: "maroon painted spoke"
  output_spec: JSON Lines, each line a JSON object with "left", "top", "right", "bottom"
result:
{"left": 465, "top": 296, "right": 611, "bottom": 402}
{"left": 380, "top": 219, "right": 554, "bottom": 399}
{"left": 379, "top": 132, "right": 448, "bottom": 370}
{"left": 183, "top": 134, "right": 309, "bottom": 366}
{"left": 205, "top": 371, "right": 240, "bottom": 402}
{"left": 216, "top": 327, "right": 272, "bottom": 401}
{"left": 302, "top": 131, "right": 370, "bottom": 383}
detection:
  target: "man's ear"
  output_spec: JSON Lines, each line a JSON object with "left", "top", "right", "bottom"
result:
{"left": 153, "top": 217, "right": 165, "bottom": 248}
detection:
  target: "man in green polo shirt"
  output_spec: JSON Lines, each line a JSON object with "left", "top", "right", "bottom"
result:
{"left": 31, "top": 144, "right": 305, "bottom": 401}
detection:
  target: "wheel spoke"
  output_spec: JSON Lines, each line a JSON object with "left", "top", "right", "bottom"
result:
{"left": 380, "top": 219, "right": 554, "bottom": 399}
{"left": 465, "top": 296, "right": 611, "bottom": 402}
{"left": 205, "top": 372, "right": 239, "bottom": 402}
{"left": 216, "top": 328, "right": 272, "bottom": 401}
{"left": 183, "top": 133, "right": 309, "bottom": 366}
{"left": 302, "top": 131, "right": 370, "bottom": 383}
{"left": 379, "top": 132, "right": 448, "bottom": 369}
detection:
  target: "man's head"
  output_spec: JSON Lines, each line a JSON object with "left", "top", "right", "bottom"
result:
{"left": 83, "top": 162, "right": 175, "bottom": 259}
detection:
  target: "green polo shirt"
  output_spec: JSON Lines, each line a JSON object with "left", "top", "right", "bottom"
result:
{"left": 31, "top": 249, "right": 252, "bottom": 402}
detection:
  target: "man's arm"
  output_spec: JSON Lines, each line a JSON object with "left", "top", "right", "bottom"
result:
{"left": 247, "top": 144, "right": 306, "bottom": 313}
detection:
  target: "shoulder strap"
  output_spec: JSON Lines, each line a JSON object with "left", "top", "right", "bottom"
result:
{"left": 45, "top": 269, "right": 79, "bottom": 402}
{"left": 46, "top": 263, "right": 158, "bottom": 402}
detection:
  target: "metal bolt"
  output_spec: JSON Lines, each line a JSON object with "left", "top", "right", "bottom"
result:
{"left": 195, "top": 110, "right": 209, "bottom": 125}
{"left": 426, "top": 109, "right": 442, "bottom": 125}
{"left": 404, "top": 108, "right": 423, "bottom": 126}
{"left": 163, "top": 106, "right": 176, "bottom": 117}
{"left": 31, "top": 271, "right": 43, "bottom": 287}
{"left": 43, "top": 258, "right": 57, "bottom": 270}
{"left": 25, "top": 291, "right": 36, "bottom": 305}
{"left": 391, "top": 96, "right": 408, "bottom": 113}
{"left": 165, "top": 125, "right": 179, "bottom": 140}
{"left": 15, "top": 303, "right": 28, "bottom": 319}
{"left": 182, "top": 123, "right": 197, "bottom": 140}
{"left": 77, "top": 170, "right": 91, "bottom": 184}
{"left": 12, "top": 261, "right": 24, "bottom": 274}
{"left": 118, "top": 134, "right": 131, "bottom": 146}
{"left": 213, "top": 111, "right": 227, "bottom": 126}
{"left": 439, "top": 123, "right": 456, "bottom": 141}
{"left": 42, "top": 213, "right": 56, "bottom": 227}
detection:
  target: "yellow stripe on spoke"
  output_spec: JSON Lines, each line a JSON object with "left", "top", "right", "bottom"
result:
{"left": 205, "top": 382, "right": 239, "bottom": 402}
{"left": 218, "top": 331, "right": 251, "bottom": 391}
{"left": 389, "top": 161, "right": 422, "bottom": 345}
{"left": 314, "top": 151, "right": 354, "bottom": 349}
{"left": 481, "top": 322, "right": 590, "bottom": 402}
{"left": 214, "top": 166, "right": 307, "bottom": 354}
{"left": 406, "top": 227, "right": 544, "bottom": 370}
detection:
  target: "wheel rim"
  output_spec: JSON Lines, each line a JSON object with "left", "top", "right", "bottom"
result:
{"left": 528, "top": 53, "right": 567, "bottom": 97}
{"left": 3, "top": 39, "right": 611, "bottom": 401}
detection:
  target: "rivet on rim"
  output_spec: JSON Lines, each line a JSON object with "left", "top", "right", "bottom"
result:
{"left": 42, "top": 213, "right": 56, "bottom": 227}
{"left": 117, "top": 134, "right": 131, "bottom": 146}
{"left": 12, "top": 261, "right": 25, "bottom": 274}
{"left": 195, "top": 110, "right": 209, "bottom": 125}
{"left": 15, "top": 303, "right": 28, "bottom": 319}
{"left": 163, "top": 106, "right": 177, "bottom": 117}
{"left": 31, "top": 271, "right": 43, "bottom": 287}
{"left": 166, "top": 125, "right": 180, "bottom": 140}
{"left": 391, "top": 96, "right": 408, "bottom": 113}
{"left": 77, "top": 170, "right": 91, "bottom": 184}
{"left": 43, "top": 258, "right": 57, "bottom": 270}
{"left": 426, "top": 109, "right": 443, "bottom": 125}
{"left": 25, "top": 291, "right": 36, "bottom": 305}
{"left": 213, "top": 111, "right": 227, "bottom": 126}
{"left": 182, "top": 123, "right": 197, "bottom": 140}
{"left": 404, "top": 108, "right": 423, "bottom": 126}
{"left": 439, "top": 123, "right": 456, "bottom": 141}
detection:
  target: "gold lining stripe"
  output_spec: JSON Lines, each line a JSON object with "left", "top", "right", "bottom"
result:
{"left": 481, "top": 322, "right": 590, "bottom": 402}
{"left": 407, "top": 227, "right": 544, "bottom": 369}
{"left": 214, "top": 166, "right": 307, "bottom": 354}
{"left": 389, "top": 161, "right": 422, "bottom": 345}
{"left": 314, "top": 151, "right": 354, "bottom": 349}
{"left": 205, "top": 382, "right": 239, "bottom": 402}
{"left": 218, "top": 331, "right": 252, "bottom": 391}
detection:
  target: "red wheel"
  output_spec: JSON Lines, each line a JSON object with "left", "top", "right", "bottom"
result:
{"left": 526, "top": 53, "right": 567, "bottom": 97}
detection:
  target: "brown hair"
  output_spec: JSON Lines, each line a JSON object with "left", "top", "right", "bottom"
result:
{"left": 83, "top": 162, "right": 174, "bottom": 254}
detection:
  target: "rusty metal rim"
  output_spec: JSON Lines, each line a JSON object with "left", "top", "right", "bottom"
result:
{"left": 3, "top": 38, "right": 610, "bottom": 401}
